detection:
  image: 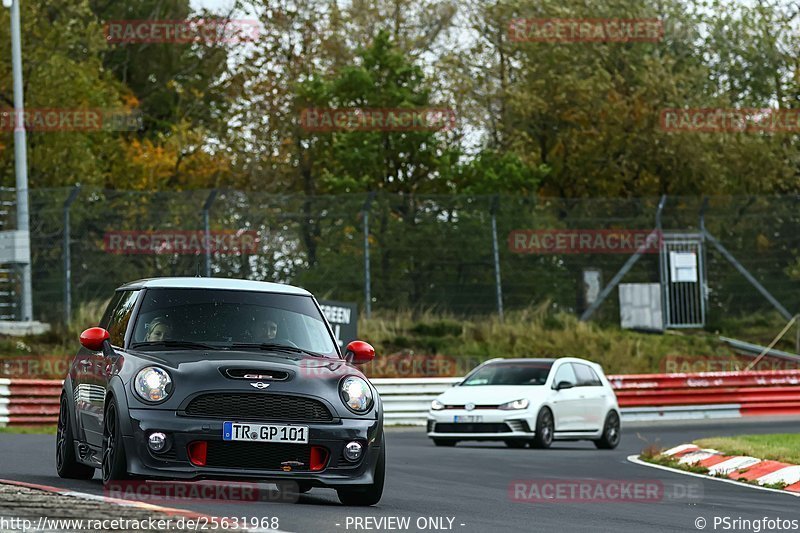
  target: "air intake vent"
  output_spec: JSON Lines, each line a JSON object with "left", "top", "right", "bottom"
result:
{"left": 222, "top": 368, "right": 290, "bottom": 381}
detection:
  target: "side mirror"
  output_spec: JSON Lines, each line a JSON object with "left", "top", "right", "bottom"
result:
{"left": 555, "top": 380, "right": 574, "bottom": 391}
{"left": 80, "top": 327, "right": 110, "bottom": 352}
{"left": 344, "top": 340, "right": 375, "bottom": 364}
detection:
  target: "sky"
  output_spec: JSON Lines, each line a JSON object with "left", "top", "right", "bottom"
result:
{"left": 191, "top": 0, "right": 237, "bottom": 12}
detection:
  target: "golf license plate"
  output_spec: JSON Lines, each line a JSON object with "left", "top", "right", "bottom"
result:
{"left": 453, "top": 415, "right": 483, "bottom": 423}
{"left": 223, "top": 422, "right": 309, "bottom": 443}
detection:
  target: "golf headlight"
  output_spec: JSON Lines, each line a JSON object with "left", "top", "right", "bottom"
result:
{"left": 431, "top": 399, "right": 444, "bottom": 411}
{"left": 498, "top": 398, "right": 529, "bottom": 410}
{"left": 134, "top": 367, "right": 172, "bottom": 402}
{"left": 339, "top": 376, "right": 373, "bottom": 413}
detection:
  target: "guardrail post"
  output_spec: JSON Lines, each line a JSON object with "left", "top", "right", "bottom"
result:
{"left": 202, "top": 189, "right": 218, "bottom": 277}
{"left": 62, "top": 184, "right": 81, "bottom": 325}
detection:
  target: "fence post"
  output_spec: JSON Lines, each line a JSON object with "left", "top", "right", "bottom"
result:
{"left": 490, "top": 195, "right": 504, "bottom": 320}
{"left": 202, "top": 189, "right": 218, "bottom": 277}
{"left": 362, "top": 192, "right": 375, "bottom": 318}
{"left": 62, "top": 184, "right": 81, "bottom": 325}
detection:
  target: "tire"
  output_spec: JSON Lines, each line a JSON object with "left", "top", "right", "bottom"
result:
{"left": 101, "top": 399, "right": 130, "bottom": 485}
{"left": 594, "top": 411, "right": 621, "bottom": 450}
{"left": 56, "top": 395, "right": 95, "bottom": 480}
{"left": 337, "top": 437, "right": 385, "bottom": 506}
{"left": 531, "top": 407, "right": 554, "bottom": 449}
{"left": 432, "top": 439, "right": 457, "bottom": 447}
{"left": 505, "top": 440, "right": 527, "bottom": 449}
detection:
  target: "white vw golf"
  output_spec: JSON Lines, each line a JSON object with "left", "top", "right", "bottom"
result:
{"left": 426, "top": 358, "right": 620, "bottom": 449}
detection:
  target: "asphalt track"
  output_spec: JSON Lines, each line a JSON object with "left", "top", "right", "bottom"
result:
{"left": 2, "top": 418, "right": 800, "bottom": 532}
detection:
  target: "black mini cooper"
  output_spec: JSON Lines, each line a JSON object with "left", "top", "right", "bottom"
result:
{"left": 56, "top": 277, "right": 384, "bottom": 506}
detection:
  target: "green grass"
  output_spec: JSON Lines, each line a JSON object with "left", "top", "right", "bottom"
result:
{"left": 695, "top": 434, "right": 800, "bottom": 465}
{"left": 641, "top": 452, "right": 710, "bottom": 475}
{"left": 360, "top": 303, "right": 732, "bottom": 374}
{"left": 0, "top": 425, "right": 57, "bottom": 434}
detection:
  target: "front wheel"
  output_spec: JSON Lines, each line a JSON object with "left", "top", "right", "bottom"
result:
{"left": 337, "top": 438, "right": 385, "bottom": 506}
{"left": 531, "top": 408, "right": 554, "bottom": 449}
{"left": 432, "top": 439, "right": 457, "bottom": 447}
{"left": 56, "top": 395, "right": 95, "bottom": 479}
{"left": 594, "top": 411, "right": 621, "bottom": 449}
{"left": 102, "top": 399, "right": 130, "bottom": 485}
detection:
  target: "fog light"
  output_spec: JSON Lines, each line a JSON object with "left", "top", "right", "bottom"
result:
{"left": 344, "top": 441, "right": 363, "bottom": 462}
{"left": 148, "top": 432, "right": 167, "bottom": 452}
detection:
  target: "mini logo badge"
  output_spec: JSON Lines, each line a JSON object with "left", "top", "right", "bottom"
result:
{"left": 465, "top": 402, "right": 475, "bottom": 411}
{"left": 250, "top": 382, "right": 270, "bottom": 390}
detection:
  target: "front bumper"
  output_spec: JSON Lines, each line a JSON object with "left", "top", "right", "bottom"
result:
{"left": 426, "top": 409, "right": 535, "bottom": 440}
{"left": 122, "top": 408, "right": 382, "bottom": 488}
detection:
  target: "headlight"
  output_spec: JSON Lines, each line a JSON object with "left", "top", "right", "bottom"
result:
{"left": 431, "top": 399, "right": 444, "bottom": 411}
{"left": 498, "top": 398, "right": 529, "bottom": 410}
{"left": 134, "top": 367, "right": 172, "bottom": 402}
{"left": 339, "top": 376, "right": 374, "bottom": 414}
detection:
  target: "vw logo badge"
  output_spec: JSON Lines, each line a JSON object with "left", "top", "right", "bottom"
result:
{"left": 465, "top": 402, "right": 475, "bottom": 411}
{"left": 250, "top": 382, "right": 270, "bottom": 390}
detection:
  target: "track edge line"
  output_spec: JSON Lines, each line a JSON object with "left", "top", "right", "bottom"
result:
{"left": 626, "top": 455, "right": 800, "bottom": 498}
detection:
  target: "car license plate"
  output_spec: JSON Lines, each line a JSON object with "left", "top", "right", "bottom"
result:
{"left": 454, "top": 415, "right": 483, "bottom": 423}
{"left": 223, "top": 422, "right": 309, "bottom": 443}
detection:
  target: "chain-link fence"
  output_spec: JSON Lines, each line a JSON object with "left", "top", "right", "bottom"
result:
{"left": 1, "top": 189, "right": 797, "bottom": 327}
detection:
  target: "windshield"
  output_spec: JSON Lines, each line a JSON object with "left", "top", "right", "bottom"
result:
{"left": 461, "top": 362, "right": 553, "bottom": 386}
{"left": 130, "top": 288, "right": 338, "bottom": 358}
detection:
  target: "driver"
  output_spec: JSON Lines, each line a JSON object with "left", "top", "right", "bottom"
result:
{"left": 263, "top": 320, "right": 278, "bottom": 341}
{"left": 145, "top": 316, "right": 172, "bottom": 342}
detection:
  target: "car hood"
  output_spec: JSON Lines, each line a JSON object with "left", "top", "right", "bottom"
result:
{"left": 436, "top": 385, "right": 548, "bottom": 406}
{"left": 115, "top": 348, "right": 376, "bottom": 419}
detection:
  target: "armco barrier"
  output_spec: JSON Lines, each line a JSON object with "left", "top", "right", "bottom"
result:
{"left": 0, "top": 378, "right": 61, "bottom": 426}
{"left": 373, "top": 369, "right": 800, "bottom": 425}
{"left": 3, "top": 370, "right": 800, "bottom": 426}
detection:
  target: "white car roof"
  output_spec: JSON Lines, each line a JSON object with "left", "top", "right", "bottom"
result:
{"left": 118, "top": 277, "right": 312, "bottom": 296}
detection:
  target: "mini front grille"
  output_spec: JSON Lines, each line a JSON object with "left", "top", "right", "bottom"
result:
{"left": 433, "top": 423, "right": 511, "bottom": 434}
{"left": 204, "top": 441, "right": 311, "bottom": 471}
{"left": 184, "top": 393, "right": 333, "bottom": 422}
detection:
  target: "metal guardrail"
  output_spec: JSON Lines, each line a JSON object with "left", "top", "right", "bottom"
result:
{"left": 4, "top": 371, "right": 800, "bottom": 426}
{"left": 374, "top": 370, "right": 800, "bottom": 426}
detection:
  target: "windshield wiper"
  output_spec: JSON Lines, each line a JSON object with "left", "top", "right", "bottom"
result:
{"left": 228, "top": 342, "right": 327, "bottom": 358}
{"left": 131, "top": 340, "right": 224, "bottom": 351}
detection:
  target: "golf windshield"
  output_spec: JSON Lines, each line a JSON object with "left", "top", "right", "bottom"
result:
{"left": 131, "top": 288, "right": 338, "bottom": 358}
{"left": 461, "top": 362, "right": 554, "bottom": 386}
